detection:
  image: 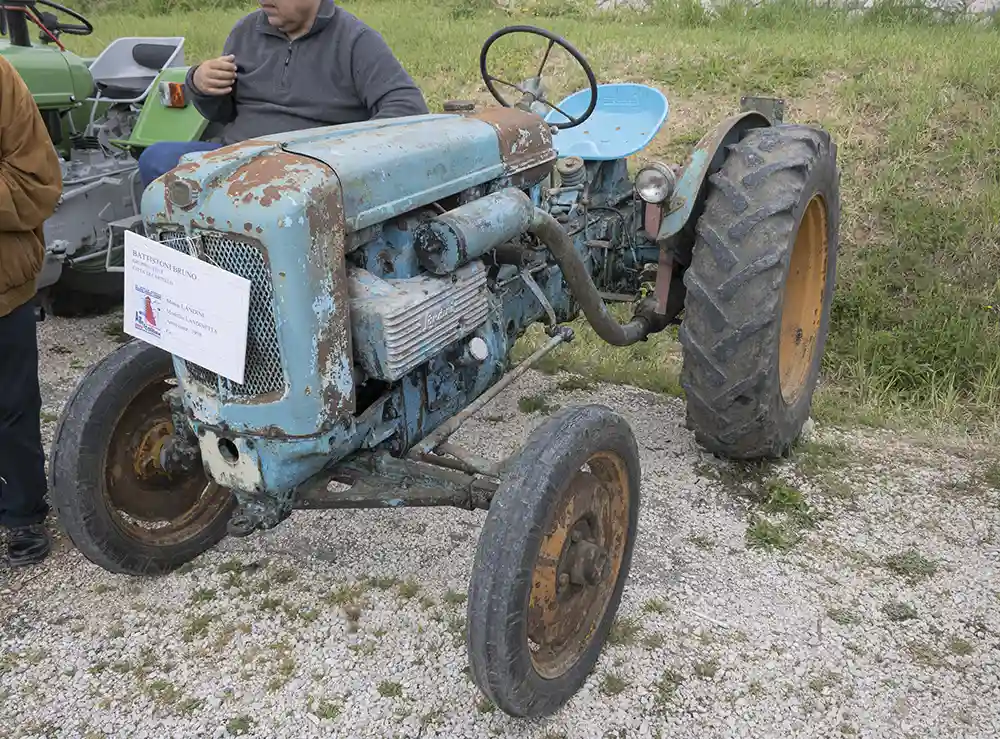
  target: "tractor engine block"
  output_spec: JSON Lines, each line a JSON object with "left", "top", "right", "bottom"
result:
{"left": 347, "top": 261, "right": 490, "bottom": 383}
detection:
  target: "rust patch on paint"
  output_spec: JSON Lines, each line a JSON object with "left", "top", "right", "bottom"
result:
{"left": 304, "top": 182, "right": 355, "bottom": 417}
{"left": 225, "top": 151, "right": 299, "bottom": 206}
{"left": 470, "top": 108, "right": 556, "bottom": 176}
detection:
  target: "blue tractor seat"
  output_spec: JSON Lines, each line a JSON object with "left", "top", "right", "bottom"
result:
{"left": 544, "top": 83, "right": 669, "bottom": 161}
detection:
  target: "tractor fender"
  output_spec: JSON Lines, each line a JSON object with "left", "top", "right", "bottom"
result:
{"left": 116, "top": 67, "right": 210, "bottom": 151}
{"left": 655, "top": 111, "right": 772, "bottom": 248}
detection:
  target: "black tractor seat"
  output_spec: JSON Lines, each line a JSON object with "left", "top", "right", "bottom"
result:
{"left": 93, "top": 75, "right": 157, "bottom": 100}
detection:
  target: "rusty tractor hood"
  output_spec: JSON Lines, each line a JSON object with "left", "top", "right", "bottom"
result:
{"left": 143, "top": 110, "right": 556, "bottom": 235}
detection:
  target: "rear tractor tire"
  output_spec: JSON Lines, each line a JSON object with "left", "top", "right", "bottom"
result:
{"left": 467, "top": 404, "right": 640, "bottom": 717}
{"left": 679, "top": 123, "right": 839, "bottom": 460}
{"left": 49, "top": 340, "right": 235, "bottom": 575}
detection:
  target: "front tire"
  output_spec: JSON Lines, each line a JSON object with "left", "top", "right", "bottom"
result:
{"left": 679, "top": 123, "right": 840, "bottom": 460}
{"left": 49, "top": 340, "right": 235, "bottom": 575}
{"left": 466, "top": 404, "right": 641, "bottom": 717}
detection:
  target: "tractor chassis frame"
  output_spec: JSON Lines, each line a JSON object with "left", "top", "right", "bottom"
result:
{"left": 188, "top": 95, "right": 789, "bottom": 539}
{"left": 223, "top": 324, "right": 574, "bottom": 535}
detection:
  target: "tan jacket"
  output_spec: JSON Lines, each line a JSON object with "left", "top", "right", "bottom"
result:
{"left": 0, "top": 53, "right": 63, "bottom": 318}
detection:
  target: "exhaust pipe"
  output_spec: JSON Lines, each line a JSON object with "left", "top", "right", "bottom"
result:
{"left": 528, "top": 208, "right": 651, "bottom": 347}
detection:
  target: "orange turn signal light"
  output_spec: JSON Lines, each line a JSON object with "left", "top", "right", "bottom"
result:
{"left": 158, "top": 81, "right": 187, "bottom": 109}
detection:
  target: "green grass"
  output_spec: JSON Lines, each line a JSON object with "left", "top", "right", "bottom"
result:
{"left": 225, "top": 716, "right": 254, "bottom": 736}
{"left": 607, "top": 614, "right": 643, "bottom": 646}
{"left": 70, "top": 0, "right": 1000, "bottom": 433}
{"left": 599, "top": 671, "right": 631, "bottom": 696}
{"left": 377, "top": 680, "right": 403, "bottom": 698}
{"left": 882, "top": 549, "right": 938, "bottom": 583}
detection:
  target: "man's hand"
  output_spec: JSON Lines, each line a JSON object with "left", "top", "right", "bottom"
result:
{"left": 192, "top": 55, "right": 237, "bottom": 96}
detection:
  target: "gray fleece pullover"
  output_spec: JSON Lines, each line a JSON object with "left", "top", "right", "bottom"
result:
{"left": 184, "top": 0, "right": 429, "bottom": 145}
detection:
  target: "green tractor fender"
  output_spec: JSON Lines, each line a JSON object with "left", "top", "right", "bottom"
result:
{"left": 111, "top": 66, "right": 210, "bottom": 152}
{"left": 656, "top": 108, "right": 775, "bottom": 252}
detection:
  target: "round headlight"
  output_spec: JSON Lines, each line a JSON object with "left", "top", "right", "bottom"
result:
{"left": 635, "top": 162, "right": 676, "bottom": 205}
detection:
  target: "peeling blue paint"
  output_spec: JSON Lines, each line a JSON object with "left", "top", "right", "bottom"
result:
{"left": 137, "top": 92, "right": 750, "bottom": 511}
{"left": 657, "top": 112, "right": 772, "bottom": 242}
{"left": 281, "top": 114, "right": 508, "bottom": 233}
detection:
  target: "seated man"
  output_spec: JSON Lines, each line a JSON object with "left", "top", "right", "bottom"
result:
{"left": 138, "top": 0, "right": 429, "bottom": 189}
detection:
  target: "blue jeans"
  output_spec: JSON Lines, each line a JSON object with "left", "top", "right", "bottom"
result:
{"left": 138, "top": 141, "right": 223, "bottom": 190}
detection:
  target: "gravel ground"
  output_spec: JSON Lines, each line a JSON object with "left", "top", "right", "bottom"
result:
{"left": 2, "top": 311, "right": 999, "bottom": 739}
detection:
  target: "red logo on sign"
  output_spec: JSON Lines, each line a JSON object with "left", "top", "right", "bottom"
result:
{"left": 144, "top": 296, "right": 157, "bottom": 327}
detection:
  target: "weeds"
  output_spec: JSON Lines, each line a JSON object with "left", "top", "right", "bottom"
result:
{"left": 746, "top": 478, "right": 821, "bottom": 552}
{"left": 442, "top": 589, "right": 467, "bottom": 605}
{"left": 643, "top": 598, "right": 669, "bottom": 615}
{"left": 397, "top": 579, "right": 422, "bottom": 599}
{"left": 313, "top": 698, "right": 342, "bottom": 720}
{"left": 518, "top": 393, "right": 559, "bottom": 415}
{"left": 323, "top": 582, "right": 368, "bottom": 607}
{"left": 693, "top": 658, "right": 720, "bottom": 679}
{"left": 225, "top": 716, "right": 254, "bottom": 736}
{"left": 377, "top": 681, "right": 403, "bottom": 698}
{"left": 883, "top": 550, "right": 938, "bottom": 583}
{"left": 827, "top": 607, "right": 862, "bottom": 626}
{"left": 182, "top": 614, "right": 215, "bottom": 641}
{"left": 948, "top": 637, "right": 974, "bottom": 656}
{"left": 190, "top": 588, "right": 216, "bottom": 604}
{"left": 599, "top": 671, "right": 630, "bottom": 696}
{"left": 607, "top": 615, "right": 643, "bottom": 646}
{"left": 882, "top": 601, "right": 918, "bottom": 622}
{"left": 653, "top": 668, "right": 684, "bottom": 709}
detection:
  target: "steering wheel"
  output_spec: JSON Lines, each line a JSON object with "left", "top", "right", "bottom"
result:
{"left": 14, "top": 0, "right": 94, "bottom": 36}
{"left": 479, "top": 25, "right": 598, "bottom": 130}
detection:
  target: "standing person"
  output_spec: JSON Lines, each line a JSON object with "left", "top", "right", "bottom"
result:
{"left": 137, "top": 0, "right": 429, "bottom": 189}
{"left": 0, "top": 53, "right": 64, "bottom": 567}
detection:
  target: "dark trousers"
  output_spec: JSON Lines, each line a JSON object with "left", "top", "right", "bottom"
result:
{"left": 137, "top": 141, "right": 223, "bottom": 190}
{"left": 0, "top": 299, "right": 49, "bottom": 528}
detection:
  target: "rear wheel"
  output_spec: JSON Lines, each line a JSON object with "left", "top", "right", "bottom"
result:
{"left": 467, "top": 404, "right": 640, "bottom": 717}
{"left": 49, "top": 340, "right": 234, "bottom": 575}
{"left": 41, "top": 272, "right": 124, "bottom": 317}
{"left": 678, "top": 123, "right": 839, "bottom": 460}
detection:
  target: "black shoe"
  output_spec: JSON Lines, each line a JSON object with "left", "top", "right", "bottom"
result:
{"left": 7, "top": 524, "right": 51, "bottom": 567}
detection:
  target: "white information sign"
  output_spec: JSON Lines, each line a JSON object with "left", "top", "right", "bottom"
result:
{"left": 123, "top": 230, "right": 252, "bottom": 385}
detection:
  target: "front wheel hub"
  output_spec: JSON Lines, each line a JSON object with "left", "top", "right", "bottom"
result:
{"left": 158, "top": 435, "right": 202, "bottom": 477}
{"left": 566, "top": 538, "right": 609, "bottom": 586}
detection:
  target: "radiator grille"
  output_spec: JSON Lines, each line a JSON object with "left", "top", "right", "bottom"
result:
{"left": 155, "top": 229, "right": 284, "bottom": 397}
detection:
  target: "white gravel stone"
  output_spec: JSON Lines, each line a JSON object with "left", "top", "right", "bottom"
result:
{"left": 1, "top": 311, "right": 999, "bottom": 738}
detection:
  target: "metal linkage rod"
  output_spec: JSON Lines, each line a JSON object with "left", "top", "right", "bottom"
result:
{"left": 409, "top": 330, "right": 571, "bottom": 457}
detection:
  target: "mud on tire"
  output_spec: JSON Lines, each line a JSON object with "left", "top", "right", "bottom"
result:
{"left": 679, "top": 123, "right": 840, "bottom": 460}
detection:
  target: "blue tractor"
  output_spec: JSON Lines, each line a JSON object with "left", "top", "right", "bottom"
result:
{"left": 49, "top": 26, "right": 839, "bottom": 717}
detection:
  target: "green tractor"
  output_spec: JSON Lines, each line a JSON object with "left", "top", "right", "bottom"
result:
{"left": 0, "top": 0, "right": 212, "bottom": 314}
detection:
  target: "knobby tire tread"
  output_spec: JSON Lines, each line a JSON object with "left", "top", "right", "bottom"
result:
{"left": 679, "top": 123, "right": 840, "bottom": 460}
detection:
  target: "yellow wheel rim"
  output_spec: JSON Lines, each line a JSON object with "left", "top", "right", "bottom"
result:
{"left": 526, "top": 451, "right": 631, "bottom": 679}
{"left": 778, "top": 194, "right": 829, "bottom": 405}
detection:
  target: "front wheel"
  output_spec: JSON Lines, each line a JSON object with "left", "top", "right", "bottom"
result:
{"left": 466, "top": 404, "right": 641, "bottom": 717}
{"left": 679, "top": 123, "right": 840, "bottom": 460}
{"left": 49, "top": 339, "right": 235, "bottom": 575}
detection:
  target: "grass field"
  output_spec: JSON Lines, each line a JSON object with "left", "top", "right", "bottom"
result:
{"left": 72, "top": 0, "right": 1000, "bottom": 434}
